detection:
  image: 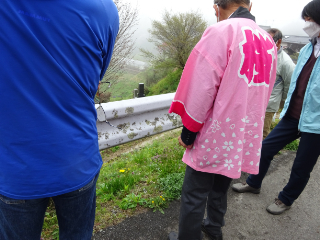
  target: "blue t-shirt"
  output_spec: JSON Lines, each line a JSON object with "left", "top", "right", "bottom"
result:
{"left": 0, "top": 1, "right": 119, "bottom": 199}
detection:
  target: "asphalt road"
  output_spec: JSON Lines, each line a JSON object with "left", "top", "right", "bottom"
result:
{"left": 93, "top": 151, "right": 320, "bottom": 240}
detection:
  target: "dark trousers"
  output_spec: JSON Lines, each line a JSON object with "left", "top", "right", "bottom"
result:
{"left": 0, "top": 173, "right": 99, "bottom": 240}
{"left": 247, "top": 115, "right": 320, "bottom": 206}
{"left": 178, "top": 166, "right": 232, "bottom": 240}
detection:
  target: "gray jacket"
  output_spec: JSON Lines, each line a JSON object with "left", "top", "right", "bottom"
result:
{"left": 266, "top": 47, "right": 295, "bottom": 112}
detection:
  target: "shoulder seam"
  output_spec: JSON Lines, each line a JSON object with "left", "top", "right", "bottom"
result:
{"left": 193, "top": 47, "right": 224, "bottom": 77}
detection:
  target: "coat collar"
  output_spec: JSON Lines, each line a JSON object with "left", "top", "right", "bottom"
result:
{"left": 229, "top": 6, "right": 255, "bottom": 22}
{"left": 310, "top": 37, "right": 320, "bottom": 46}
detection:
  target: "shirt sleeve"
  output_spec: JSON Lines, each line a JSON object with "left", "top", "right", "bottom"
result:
{"left": 169, "top": 48, "right": 223, "bottom": 132}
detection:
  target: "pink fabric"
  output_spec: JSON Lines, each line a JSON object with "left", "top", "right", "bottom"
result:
{"left": 169, "top": 18, "right": 277, "bottom": 179}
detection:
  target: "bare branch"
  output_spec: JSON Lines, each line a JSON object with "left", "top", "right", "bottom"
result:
{"left": 100, "top": 0, "right": 139, "bottom": 93}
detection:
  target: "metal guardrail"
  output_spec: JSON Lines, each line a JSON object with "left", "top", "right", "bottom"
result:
{"left": 96, "top": 93, "right": 182, "bottom": 150}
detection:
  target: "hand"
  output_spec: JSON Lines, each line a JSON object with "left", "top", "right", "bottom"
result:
{"left": 178, "top": 136, "right": 193, "bottom": 149}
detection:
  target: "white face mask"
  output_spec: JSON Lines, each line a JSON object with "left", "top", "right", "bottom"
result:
{"left": 303, "top": 21, "right": 320, "bottom": 38}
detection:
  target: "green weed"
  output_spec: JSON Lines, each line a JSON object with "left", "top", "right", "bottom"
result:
{"left": 159, "top": 173, "right": 184, "bottom": 200}
{"left": 97, "top": 169, "right": 141, "bottom": 197}
{"left": 145, "top": 196, "right": 168, "bottom": 214}
{"left": 284, "top": 140, "right": 300, "bottom": 151}
{"left": 41, "top": 130, "right": 186, "bottom": 239}
{"left": 148, "top": 69, "right": 183, "bottom": 96}
{"left": 119, "top": 193, "right": 146, "bottom": 210}
{"left": 111, "top": 146, "right": 120, "bottom": 153}
{"left": 42, "top": 200, "right": 59, "bottom": 239}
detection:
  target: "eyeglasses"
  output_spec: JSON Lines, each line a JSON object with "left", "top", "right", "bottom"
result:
{"left": 96, "top": 81, "right": 121, "bottom": 129}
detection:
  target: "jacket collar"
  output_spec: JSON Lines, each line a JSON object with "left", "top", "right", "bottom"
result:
{"left": 311, "top": 37, "right": 317, "bottom": 45}
{"left": 229, "top": 6, "right": 255, "bottom": 22}
{"left": 310, "top": 37, "right": 320, "bottom": 45}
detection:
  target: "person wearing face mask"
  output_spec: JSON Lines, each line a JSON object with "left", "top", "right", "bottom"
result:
{"left": 262, "top": 28, "right": 296, "bottom": 139}
{"left": 233, "top": 0, "right": 320, "bottom": 215}
{"left": 167, "top": 0, "right": 278, "bottom": 239}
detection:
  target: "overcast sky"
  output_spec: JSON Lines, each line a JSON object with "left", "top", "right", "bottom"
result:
{"left": 132, "top": 0, "right": 312, "bottom": 59}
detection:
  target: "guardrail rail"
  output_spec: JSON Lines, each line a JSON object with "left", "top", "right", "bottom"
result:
{"left": 96, "top": 93, "right": 182, "bottom": 150}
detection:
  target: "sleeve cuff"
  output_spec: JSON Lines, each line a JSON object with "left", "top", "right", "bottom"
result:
{"left": 181, "top": 125, "right": 198, "bottom": 146}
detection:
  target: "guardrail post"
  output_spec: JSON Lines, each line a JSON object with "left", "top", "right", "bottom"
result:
{"left": 138, "top": 83, "right": 145, "bottom": 98}
{"left": 133, "top": 89, "right": 138, "bottom": 98}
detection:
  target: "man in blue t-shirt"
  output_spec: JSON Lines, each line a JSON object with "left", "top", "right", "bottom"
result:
{"left": 0, "top": 1, "right": 119, "bottom": 239}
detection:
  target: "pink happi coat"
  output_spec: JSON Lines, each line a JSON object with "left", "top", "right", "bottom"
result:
{"left": 169, "top": 18, "right": 277, "bottom": 179}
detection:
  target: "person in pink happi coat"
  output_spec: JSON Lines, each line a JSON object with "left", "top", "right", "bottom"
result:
{"left": 167, "top": 1, "right": 277, "bottom": 239}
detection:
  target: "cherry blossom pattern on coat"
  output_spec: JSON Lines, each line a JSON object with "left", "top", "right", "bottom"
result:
{"left": 170, "top": 18, "right": 277, "bottom": 179}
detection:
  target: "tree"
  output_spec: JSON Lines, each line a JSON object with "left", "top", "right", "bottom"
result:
{"left": 140, "top": 10, "right": 207, "bottom": 70}
{"left": 100, "top": 0, "right": 139, "bottom": 92}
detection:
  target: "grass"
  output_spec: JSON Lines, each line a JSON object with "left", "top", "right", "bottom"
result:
{"left": 96, "top": 133, "right": 186, "bottom": 213}
{"left": 42, "top": 200, "right": 59, "bottom": 239}
{"left": 99, "top": 67, "right": 181, "bottom": 102}
{"left": 110, "top": 146, "right": 120, "bottom": 153}
{"left": 148, "top": 69, "right": 182, "bottom": 96}
{"left": 100, "top": 72, "right": 146, "bottom": 102}
{"left": 41, "top": 130, "right": 185, "bottom": 239}
{"left": 283, "top": 139, "right": 299, "bottom": 151}
{"left": 41, "top": 116, "right": 300, "bottom": 239}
